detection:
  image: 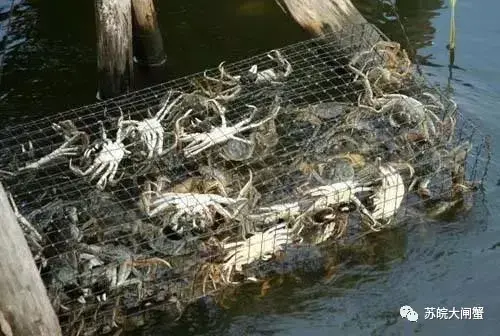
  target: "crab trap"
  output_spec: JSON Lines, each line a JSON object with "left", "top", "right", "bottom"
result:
{"left": 0, "top": 23, "right": 490, "bottom": 335}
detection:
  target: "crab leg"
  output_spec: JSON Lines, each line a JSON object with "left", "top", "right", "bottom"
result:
{"left": 69, "top": 160, "right": 98, "bottom": 176}
{"left": 19, "top": 133, "right": 87, "bottom": 171}
{"left": 8, "top": 192, "right": 43, "bottom": 242}
{"left": 348, "top": 195, "right": 383, "bottom": 231}
{"left": 89, "top": 162, "right": 107, "bottom": 181}
{"left": 180, "top": 105, "right": 280, "bottom": 157}
{"left": 156, "top": 91, "right": 184, "bottom": 121}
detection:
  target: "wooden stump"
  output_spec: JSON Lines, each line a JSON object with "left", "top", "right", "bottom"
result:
{"left": 95, "top": 0, "right": 134, "bottom": 100}
{"left": 132, "top": 0, "right": 166, "bottom": 67}
{"left": 0, "top": 183, "right": 62, "bottom": 336}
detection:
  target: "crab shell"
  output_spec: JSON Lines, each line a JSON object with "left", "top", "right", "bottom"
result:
{"left": 220, "top": 138, "right": 255, "bottom": 161}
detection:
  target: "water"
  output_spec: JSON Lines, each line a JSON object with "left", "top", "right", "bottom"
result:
{"left": 0, "top": 0, "right": 499, "bottom": 335}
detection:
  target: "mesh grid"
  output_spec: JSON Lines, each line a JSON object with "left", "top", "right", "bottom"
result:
{"left": 0, "top": 23, "right": 490, "bottom": 335}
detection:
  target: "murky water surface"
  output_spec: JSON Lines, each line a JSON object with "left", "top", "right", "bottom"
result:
{"left": 0, "top": 0, "right": 499, "bottom": 335}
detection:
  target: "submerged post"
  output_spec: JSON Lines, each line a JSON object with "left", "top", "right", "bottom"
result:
{"left": 131, "top": 0, "right": 166, "bottom": 67}
{"left": 95, "top": 0, "right": 134, "bottom": 100}
{"left": 0, "top": 183, "right": 62, "bottom": 336}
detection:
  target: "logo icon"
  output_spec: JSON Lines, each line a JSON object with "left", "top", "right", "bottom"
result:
{"left": 400, "top": 305, "right": 419, "bottom": 322}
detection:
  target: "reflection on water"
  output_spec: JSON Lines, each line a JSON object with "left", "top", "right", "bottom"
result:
{"left": 355, "top": 0, "right": 444, "bottom": 59}
{"left": 236, "top": 0, "right": 274, "bottom": 16}
{"left": 0, "top": 0, "right": 95, "bottom": 124}
{"left": 0, "top": 1, "right": 497, "bottom": 335}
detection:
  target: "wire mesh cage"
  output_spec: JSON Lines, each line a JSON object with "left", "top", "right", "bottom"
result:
{"left": 0, "top": 23, "right": 490, "bottom": 335}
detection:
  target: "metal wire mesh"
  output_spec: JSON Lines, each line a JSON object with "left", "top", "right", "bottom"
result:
{"left": 0, "top": 23, "right": 490, "bottom": 335}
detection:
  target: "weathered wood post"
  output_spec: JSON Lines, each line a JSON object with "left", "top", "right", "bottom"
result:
{"left": 0, "top": 183, "right": 62, "bottom": 336}
{"left": 277, "top": 0, "right": 367, "bottom": 34}
{"left": 95, "top": 0, "right": 134, "bottom": 100}
{"left": 131, "top": 0, "right": 166, "bottom": 67}
{"left": 276, "top": 0, "right": 382, "bottom": 47}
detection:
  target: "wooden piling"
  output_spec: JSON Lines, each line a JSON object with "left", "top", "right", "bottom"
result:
{"left": 276, "top": 0, "right": 381, "bottom": 47}
{"left": 95, "top": 0, "right": 134, "bottom": 100}
{"left": 0, "top": 183, "right": 62, "bottom": 336}
{"left": 132, "top": 0, "right": 166, "bottom": 67}
{"left": 276, "top": 0, "right": 368, "bottom": 34}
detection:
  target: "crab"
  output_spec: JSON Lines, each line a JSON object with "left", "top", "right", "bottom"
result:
{"left": 175, "top": 103, "right": 280, "bottom": 158}
{"left": 365, "top": 44, "right": 412, "bottom": 94}
{"left": 79, "top": 244, "right": 172, "bottom": 301}
{"left": 78, "top": 244, "right": 172, "bottom": 330}
{"left": 69, "top": 116, "right": 131, "bottom": 191}
{"left": 197, "top": 262, "right": 231, "bottom": 295}
{"left": 196, "top": 237, "right": 235, "bottom": 294}
{"left": 368, "top": 164, "right": 406, "bottom": 228}
{"left": 296, "top": 102, "right": 352, "bottom": 125}
{"left": 247, "top": 49, "right": 293, "bottom": 84}
{"left": 220, "top": 103, "right": 279, "bottom": 162}
{"left": 225, "top": 169, "right": 262, "bottom": 239}
{"left": 366, "top": 65, "right": 409, "bottom": 95}
{"left": 349, "top": 57, "right": 443, "bottom": 143}
{"left": 375, "top": 94, "right": 442, "bottom": 139}
{"left": 350, "top": 41, "right": 411, "bottom": 82}
{"left": 168, "top": 175, "right": 228, "bottom": 196}
{"left": 300, "top": 158, "right": 408, "bottom": 231}
{"left": 140, "top": 178, "right": 245, "bottom": 233}
{"left": 409, "top": 142, "right": 469, "bottom": 199}
{"left": 196, "top": 64, "right": 242, "bottom": 101}
{"left": 203, "top": 49, "right": 292, "bottom": 92}
{"left": 120, "top": 90, "right": 184, "bottom": 159}
{"left": 19, "top": 121, "right": 89, "bottom": 172}
{"left": 47, "top": 257, "right": 88, "bottom": 311}
{"left": 222, "top": 222, "right": 293, "bottom": 281}
{"left": 253, "top": 114, "right": 279, "bottom": 152}
{"left": 141, "top": 171, "right": 255, "bottom": 234}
